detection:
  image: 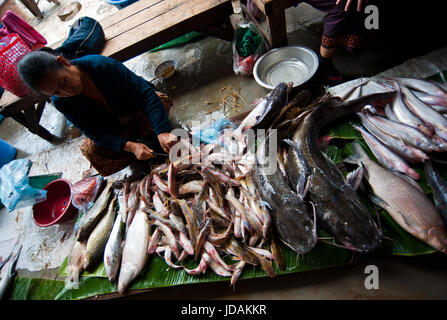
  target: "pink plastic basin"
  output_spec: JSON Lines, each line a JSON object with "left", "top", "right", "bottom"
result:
{"left": 32, "top": 179, "right": 78, "bottom": 227}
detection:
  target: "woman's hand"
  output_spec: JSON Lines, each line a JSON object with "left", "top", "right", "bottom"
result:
{"left": 158, "top": 132, "right": 178, "bottom": 153}
{"left": 336, "top": 0, "right": 367, "bottom": 12}
{"left": 124, "top": 141, "right": 156, "bottom": 160}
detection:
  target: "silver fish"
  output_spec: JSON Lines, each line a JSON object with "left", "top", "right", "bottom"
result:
{"left": 401, "top": 86, "right": 447, "bottom": 141}
{"left": 361, "top": 112, "right": 440, "bottom": 152}
{"left": 412, "top": 90, "right": 447, "bottom": 107}
{"left": 358, "top": 111, "right": 429, "bottom": 163}
{"left": 384, "top": 103, "right": 399, "bottom": 122}
{"left": 354, "top": 125, "right": 420, "bottom": 180}
{"left": 346, "top": 142, "right": 447, "bottom": 254}
{"left": 392, "top": 82, "right": 433, "bottom": 137}
{"left": 392, "top": 77, "right": 447, "bottom": 97}
{"left": 118, "top": 208, "right": 151, "bottom": 294}
{"left": 117, "top": 186, "right": 128, "bottom": 224}
{"left": 104, "top": 213, "right": 125, "bottom": 283}
{"left": 0, "top": 246, "right": 21, "bottom": 300}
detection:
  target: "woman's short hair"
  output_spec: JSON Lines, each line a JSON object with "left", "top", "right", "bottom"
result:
{"left": 17, "top": 49, "right": 64, "bottom": 92}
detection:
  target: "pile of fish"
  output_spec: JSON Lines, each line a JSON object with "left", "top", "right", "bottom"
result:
{"left": 65, "top": 85, "right": 293, "bottom": 294}
{"left": 335, "top": 77, "right": 447, "bottom": 180}
{"left": 335, "top": 77, "right": 447, "bottom": 253}
{"left": 65, "top": 78, "right": 447, "bottom": 295}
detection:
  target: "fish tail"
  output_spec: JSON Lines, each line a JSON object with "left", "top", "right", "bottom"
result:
{"left": 344, "top": 142, "right": 368, "bottom": 165}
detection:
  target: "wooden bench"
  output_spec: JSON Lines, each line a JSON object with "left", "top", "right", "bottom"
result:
{"left": 0, "top": 0, "right": 234, "bottom": 142}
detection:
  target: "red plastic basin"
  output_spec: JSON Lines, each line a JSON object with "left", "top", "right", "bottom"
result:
{"left": 32, "top": 179, "right": 79, "bottom": 227}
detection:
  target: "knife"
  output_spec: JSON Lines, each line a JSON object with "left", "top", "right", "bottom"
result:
{"left": 136, "top": 139, "right": 169, "bottom": 157}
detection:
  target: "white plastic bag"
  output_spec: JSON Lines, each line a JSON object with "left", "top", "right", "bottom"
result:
{"left": 232, "top": 21, "right": 266, "bottom": 76}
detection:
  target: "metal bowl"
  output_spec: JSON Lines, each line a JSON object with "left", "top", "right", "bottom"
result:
{"left": 253, "top": 46, "right": 319, "bottom": 90}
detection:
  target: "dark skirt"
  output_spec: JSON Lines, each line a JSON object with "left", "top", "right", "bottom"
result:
{"left": 80, "top": 91, "right": 172, "bottom": 177}
{"left": 303, "top": 0, "right": 365, "bottom": 51}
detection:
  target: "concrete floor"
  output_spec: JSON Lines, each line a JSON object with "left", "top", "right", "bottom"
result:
{"left": 0, "top": 0, "right": 447, "bottom": 300}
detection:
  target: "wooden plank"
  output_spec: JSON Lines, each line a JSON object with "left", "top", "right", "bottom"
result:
{"left": 103, "top": 0, "right": 191, "bottom": 41}
{"left": 48, "top": 0, "right": 176, "bottom": 49}
{"left": 102, "top": 0, "right": 233, "bottom": 61}
{"left": 0, "top": 92, "right": 49, "bottom": 116}
{"left": 251, "top": 0, "right": 295, "bottom": 15}
{"left": 100, "top": 0, "right": 163, "bottom": 29}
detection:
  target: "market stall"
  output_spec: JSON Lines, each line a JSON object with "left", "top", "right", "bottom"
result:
{"left": 1, "top": 43, "right": 447, "bottom": 300}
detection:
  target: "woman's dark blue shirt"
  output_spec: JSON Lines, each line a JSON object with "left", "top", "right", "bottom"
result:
{"left": 52, "top": 54, "right": 171, "bottom": 152}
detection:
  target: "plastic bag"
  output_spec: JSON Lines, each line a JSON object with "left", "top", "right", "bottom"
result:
{"left": 71, "top": 176, "right": 104, "bottom": 212}
{"left": 192, "top": 118, "right": 236, "bottom": 145}
{"left": 1, "top": 10, "right": 47, "bottom": 50}
{"left": 232, "top": 21, "right": 266, "bottom": 76}
{"left": 0, "top": 159, "right": 47, "bottom": 212}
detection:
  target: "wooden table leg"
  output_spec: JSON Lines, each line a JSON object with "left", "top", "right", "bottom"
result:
{"left": 10, "top": 109, "right": 58, "bottom": 142}
{"left": 19, "top": 0, "right": 44, "bottom": 19}
{"left": 241, "top": 3, "right": 272, "bottom": 50}
{"left": 267, "top": 7, "right": 288, "bottom": 48}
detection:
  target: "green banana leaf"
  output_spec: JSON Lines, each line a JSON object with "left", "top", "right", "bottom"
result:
{"left": 149, "top": 32, "right": 203, "bottom": 52}
{"left": 12, "top": 239, "right": 352, "bottom": 300}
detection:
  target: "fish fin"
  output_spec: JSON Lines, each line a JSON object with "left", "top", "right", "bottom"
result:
{"left": 282, "top": 138, "right": 297, "bottom": 150}
{"left": 400, "top": 212, "right": 423, "bottom": 233}
{"left": 296, "top": 175, "right": 310, "bottom": 200}
{"left": 346, "top": 165, "right": 364, "bottom": 190}
{"left": 368, "top": 194, "right": 390, "bottom": 209}
{"left": 344, "top": 141, "right": 367, "bottom": 165}
{"left": 259, "top": 200, "right": 272, "bottom": 211}
{"left": 391, "top": 171, "right": 424, "bottom": 193}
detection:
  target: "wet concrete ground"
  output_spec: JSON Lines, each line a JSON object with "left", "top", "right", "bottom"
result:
{"left": 0, "top": 0, "right": 446, "bottom": 299}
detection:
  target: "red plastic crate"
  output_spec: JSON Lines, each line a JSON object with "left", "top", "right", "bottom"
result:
{"left": 0, "top": 33, "right": 32, "bottom": 97}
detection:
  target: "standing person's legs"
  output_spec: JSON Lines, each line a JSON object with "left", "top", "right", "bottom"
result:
{"left": 303, "top": 0, "right": 364, "bottom": 84}
{"left": 80, "top": 92, "right": 173, "bottom": 177}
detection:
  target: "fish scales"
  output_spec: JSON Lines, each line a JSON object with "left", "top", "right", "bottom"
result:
{"left": 77, "top": 181, "right": 113, "bottom": 241}
{"left": 348, "top": 142, "right": 447, "bottom": 254}
{"left": 84, "top": 196, "right": 117, "bottom": 270}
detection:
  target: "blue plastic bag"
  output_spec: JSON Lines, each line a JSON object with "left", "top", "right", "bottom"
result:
{"left": 0, "top": 159, "right": 47, "bottom": 212}
{"left": 193, "top": 118, "right": 236, "bottom": 145}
